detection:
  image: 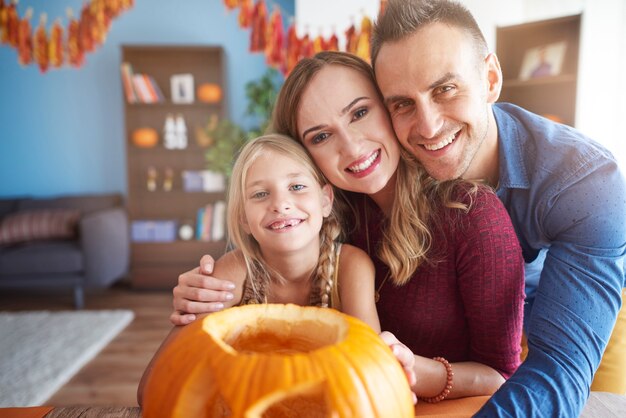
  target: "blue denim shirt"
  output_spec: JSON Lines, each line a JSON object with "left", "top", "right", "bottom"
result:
{"left": 476, "top": 103, "right": 626, "bottom": 417}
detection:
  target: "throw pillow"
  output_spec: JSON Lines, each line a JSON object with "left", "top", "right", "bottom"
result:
{"left": 0, "top": 209, "right": 81, "bottom": 245}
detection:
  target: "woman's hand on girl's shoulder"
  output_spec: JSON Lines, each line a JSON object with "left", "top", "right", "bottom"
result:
{"left": 170, "top": 251, "right": 245, "bottom": 326}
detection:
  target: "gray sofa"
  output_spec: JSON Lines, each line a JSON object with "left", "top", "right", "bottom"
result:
{"left": 0, "top": 194, "right": 129, "bottom": 308}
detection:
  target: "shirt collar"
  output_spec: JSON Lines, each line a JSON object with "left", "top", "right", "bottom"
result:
{"left": 493, "top": 104, "right": 530, "bottom": 190}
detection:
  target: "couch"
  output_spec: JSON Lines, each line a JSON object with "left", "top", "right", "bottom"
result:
{"left": 0, "top": 194, "right": 129, "bottom": 308}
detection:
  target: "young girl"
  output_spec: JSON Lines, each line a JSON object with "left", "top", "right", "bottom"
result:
{"left": 137, "top": 133, "right": 414, "bottom": 405}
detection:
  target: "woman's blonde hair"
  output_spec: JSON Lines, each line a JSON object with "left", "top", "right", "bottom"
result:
{"left": 227, "top": 133, "right": 343, "bottom": 306}
{"left": 271, "top": 51, "right": 477, "bottom": 285}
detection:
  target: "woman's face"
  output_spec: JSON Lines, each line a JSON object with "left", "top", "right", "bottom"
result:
{"left": 296, "top": 65, "right": 400, "bottom": 196}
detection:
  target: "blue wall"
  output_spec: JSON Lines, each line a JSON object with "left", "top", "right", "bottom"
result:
{"left": 0, "top": 0, "right": 293, "bottom": 198}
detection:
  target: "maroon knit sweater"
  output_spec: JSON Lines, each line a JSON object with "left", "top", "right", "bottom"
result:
{"left": 349, "top": 187, "right": 525, "bottom": 378}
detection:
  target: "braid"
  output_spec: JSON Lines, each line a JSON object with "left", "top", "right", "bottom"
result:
{"left": 315, "top": 212, "right": 342, "bottom": 308}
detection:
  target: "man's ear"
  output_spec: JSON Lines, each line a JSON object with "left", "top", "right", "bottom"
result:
{"left": 484, "top": 53, "right": 502, "bottom": 103}
{"left": 321, "top": 184, "right": 334, "bottom": 217}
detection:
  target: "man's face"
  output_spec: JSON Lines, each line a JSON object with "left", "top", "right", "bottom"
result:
{"left": 375, "top": 22, "right": 501, "bottom": 181}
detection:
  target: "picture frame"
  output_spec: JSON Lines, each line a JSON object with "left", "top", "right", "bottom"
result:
{"left": 170, "top": 73, "right": 195, "bottom": 104}
{"left": 518, "top": 41, "right": 567, "bottom": 80}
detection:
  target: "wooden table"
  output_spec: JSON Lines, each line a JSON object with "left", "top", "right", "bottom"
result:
{"left": 1, "top": 392, "right": 624, "bottom": 417}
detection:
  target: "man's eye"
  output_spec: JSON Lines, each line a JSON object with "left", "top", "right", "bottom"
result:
{"left": 392, "top": 100, "right": 412, "bottom": 112}
{"left": 436, "top": 85, "right": 455, "bottom": 95}
{"left": 311, "top": 132, "right": 329, "bottom": 144}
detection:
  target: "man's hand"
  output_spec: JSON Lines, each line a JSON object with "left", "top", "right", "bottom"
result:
{"left": 170, "top": 255, "right": 236, "bottom": 325}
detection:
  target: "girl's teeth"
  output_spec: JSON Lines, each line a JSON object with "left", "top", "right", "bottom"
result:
{"left": 349, "top": 151, "right": 379, "bottom": 173}
{"left": 270, "top": 219, "right": 301, "bottom": 230}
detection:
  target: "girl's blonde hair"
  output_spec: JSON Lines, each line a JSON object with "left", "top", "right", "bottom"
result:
{"left": 271, "top": 51, "right": 477, "bottom": 285}
{"left": 227, "top": 133, "right": 343, "bottom": 306}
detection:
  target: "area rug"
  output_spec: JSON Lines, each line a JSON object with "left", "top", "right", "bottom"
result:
{"left": 0, "top": 310, "right": 134, "bottom": 407}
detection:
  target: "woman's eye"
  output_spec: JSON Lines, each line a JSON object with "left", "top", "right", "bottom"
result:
{"left": 311, "top": 132, "right": 329, "bottom": 144}
{"left": 353, "top": 107, "right": 368, "bottom": 120}
{"left": 290, "top": 184, "right": 306, "bottom": 192}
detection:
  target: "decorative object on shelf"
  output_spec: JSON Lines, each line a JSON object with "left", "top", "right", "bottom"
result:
{"left": 131, "top": 127, "right": 159, "bottom": 148}
{"left": 178, "top": 222, "right": 194, "bottom": 241}
{"left": 170, "top": 73, "right": 195, "bottom": 104}
{"left": 146, "top": 166, "right": 157, "bottom": 192}
{"left": 0, "top": 0, "right": 133, "bottom": 71}
{"left": 195, "top": 114, "right": 218, "bottom": 147}
{"left": 519, "top": 41, "right": 567, "bottom": 80}
{"left": 182, "top": 170, "right": 225, "bottom": 193}
{"left": 142, "top": 304, "right": 414, "bottom": 418}
{"left": 163, "top": 114, "right": 177, "bottom": 150}
{"left": 163, "top": 167, "right": 174, "bottom": 192}
{"left": 197, "top": 83, "right": 223, "bottom": 104}
{"left": 174, "top": 114, "right": 188, "bottom": 149}
{"left": 131, "top": 220, "right": 177, "bottom": 242}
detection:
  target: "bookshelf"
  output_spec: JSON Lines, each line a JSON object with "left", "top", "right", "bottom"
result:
{"left": 122, "top": 45, "right": 228, "bottom": 289}
{"left": 496, "top": 14, "right": 581, "bottom": 127}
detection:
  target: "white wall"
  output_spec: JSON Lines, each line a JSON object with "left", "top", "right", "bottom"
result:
{"left": 296, "top": 0, "right": 626, "bottom": 167}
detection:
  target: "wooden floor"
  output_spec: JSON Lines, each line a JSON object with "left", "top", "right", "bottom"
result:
{"left": 0, "top": 283, "right": 173, "bottom": 407}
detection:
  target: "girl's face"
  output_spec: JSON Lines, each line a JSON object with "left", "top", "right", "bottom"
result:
{"left": 296, "top": 65, "right": 401, "bottom": 197}
{"left": 242, "top": 151, "right": 333, "bottom": 255}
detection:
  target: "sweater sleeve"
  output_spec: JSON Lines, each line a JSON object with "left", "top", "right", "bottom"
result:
{"left": 453, "top": 188, "right": 525, "bottom": 379}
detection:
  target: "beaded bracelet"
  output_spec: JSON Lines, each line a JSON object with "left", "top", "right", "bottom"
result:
{"left": 418, "top": 356, "right": 454, "bottom": 403}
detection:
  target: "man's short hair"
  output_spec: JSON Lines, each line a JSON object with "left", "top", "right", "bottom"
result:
{"left": 371, "top": 0, "right": 489, "bottom": 71}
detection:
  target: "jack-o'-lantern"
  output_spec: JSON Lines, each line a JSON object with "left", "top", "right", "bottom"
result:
{"left": 131, "top": 128, "right": 159, "bottom": 148}
{"left": 197, "top": 83, "right": 223, "bottom": 104}
{"left": 143, "top": 304, "right": 414, "bottom": 418}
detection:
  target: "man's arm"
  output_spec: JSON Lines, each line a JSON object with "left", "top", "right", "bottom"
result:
{"left": 477, "top": 162, "right": 626, "bottom": 417}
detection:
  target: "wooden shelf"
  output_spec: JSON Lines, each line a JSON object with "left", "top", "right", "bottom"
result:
{"left": 122, "top": 45, "right": 229, "bottom": 289}
{"left": 496, "top": 14, "right": 581, "bottom": 127}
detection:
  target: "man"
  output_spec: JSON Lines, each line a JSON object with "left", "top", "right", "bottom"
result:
{"left": 370, "top": 0, "right": 626, "bottom": 416}
{"left": 171, "top": 0, "right": 626, "bottom": 415}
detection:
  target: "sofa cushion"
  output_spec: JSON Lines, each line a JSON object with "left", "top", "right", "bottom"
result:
{"left": 0, "top": 209, "right": 81, "bottom": 245}
{"left": 0, "top": 199, "right": 18, "bottom": 219}
{"left": 0, "top": 241, "right": 83, "bottom": 275}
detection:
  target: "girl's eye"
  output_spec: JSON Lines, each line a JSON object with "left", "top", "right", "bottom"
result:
{"left": 353, "top": 107, "right": 368, "bottom": 120}
{"left": 290, "top": 184, "right": 306, "bottom": 192}
{"left": 251, "top": 191, "right": 268, "bottom": 199}
{"left": 311, "top": 132, "right": 329, "bottom": 145}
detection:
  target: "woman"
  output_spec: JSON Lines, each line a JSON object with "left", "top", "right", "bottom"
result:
{"left": 171, "top": 52, "right": 525, "bottom": 402}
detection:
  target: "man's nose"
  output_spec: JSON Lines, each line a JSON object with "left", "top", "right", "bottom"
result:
{"left": 413, "top": 102, "right": 444, "bottom": 140}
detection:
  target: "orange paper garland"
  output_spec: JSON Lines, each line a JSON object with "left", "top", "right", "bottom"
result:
{"left": 0, "top": 0, "right": 133, "bottom": 72}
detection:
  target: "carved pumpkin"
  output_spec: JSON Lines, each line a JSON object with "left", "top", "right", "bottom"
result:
{"left": 143, "top": 304, "right": 414, "bottom": 418}
{"left": 197, "top": 83, "right": 223, "bottom": 104}
{"left": 132, "top": 128, "right": 159, "bottom": 148}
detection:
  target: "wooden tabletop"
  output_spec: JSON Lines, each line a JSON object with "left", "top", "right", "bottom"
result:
{"left": 0, "top": 391, "right": 624, "bottom": 417}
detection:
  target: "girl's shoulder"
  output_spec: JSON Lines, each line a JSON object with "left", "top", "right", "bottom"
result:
{"left": 337, "top": 243, "right": 375, "bottom": 276}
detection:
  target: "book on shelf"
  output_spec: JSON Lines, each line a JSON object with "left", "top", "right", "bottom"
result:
{"left": 120, "top": 62, "right": 138, "bottom": 103}
{"left": 195, "top": 201, "right": 226, "bottom": 242}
